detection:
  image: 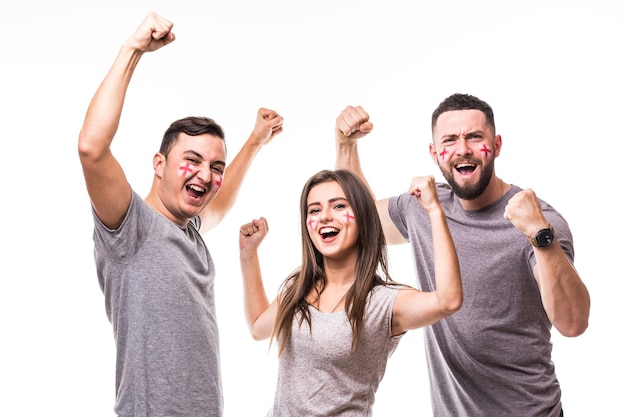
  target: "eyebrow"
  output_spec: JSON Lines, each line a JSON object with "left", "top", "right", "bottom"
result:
{"left": 440, "top": 129, "right": 485, "bottom": 140}
{"left": 307, "top": 196, "right": 348, "bottom": 209}
{"left": 182, "top": 150, "right": 226, "bottom": 167}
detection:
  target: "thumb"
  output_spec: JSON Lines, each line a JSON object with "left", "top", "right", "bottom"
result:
{"left": 359, "top": 121, "right": 373, "bottom": 133}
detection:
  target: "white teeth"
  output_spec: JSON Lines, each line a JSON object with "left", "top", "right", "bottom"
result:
{"left": 456, "top": 163, "right": 474, "bottom": 168}
{"left": 188, "top": 184, "right": 204, "bottom": 192}
{"left": 320, "top": 227, "right": 339, "bottom": 234}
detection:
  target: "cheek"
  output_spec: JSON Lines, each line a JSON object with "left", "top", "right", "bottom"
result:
{"left": 478, "top": 144, "right": 493, "bottom": 158}
{"left": 307, "top": 217, "right": 318, "bottom": 231}
{"left": 178, "top": 162, "right": 195, "bottom": 178}
{"left": 212, "top": 175, "right": 223, "bottom": 191}
{"left": 438, "top": 147, "right": 450, "bottom": 162}
{"left": 343, "top": 211, "right": 355, "bottom": 223}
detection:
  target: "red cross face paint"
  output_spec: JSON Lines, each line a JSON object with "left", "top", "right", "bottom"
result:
{"left": 179, "top": 162, "right": 195, "bottom": 178}
{"left": 212, "top": 176, "right": 223, "bottom": 192}
{"left": 344, "top": 211, "right": 355, "bottom": 223}
{"left": 307, "top": 217, "right": 317, "bottom": 231}
{"left": 479, "top": 144, "right": 492, "bottom": 157}
{"left": 439, "top": 147, "right": 450, "bottom": 162}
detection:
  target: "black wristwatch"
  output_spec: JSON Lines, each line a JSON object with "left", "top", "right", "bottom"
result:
{"left": 529, "top": 225, "right": 554, "bottom": 248}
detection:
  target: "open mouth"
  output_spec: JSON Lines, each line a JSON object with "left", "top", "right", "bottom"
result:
{"left": 186, "top": 184, "right": 207, "bottom": 199}
{"left": 455, "top": 162, "right": 477, "bottom": 175}
{"left": 320, "top": 227, "right": 340, "bottom": 240}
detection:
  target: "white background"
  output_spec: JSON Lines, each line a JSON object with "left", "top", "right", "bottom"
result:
{"left": 1, "top": 1, "right": 623, "bottom": 416}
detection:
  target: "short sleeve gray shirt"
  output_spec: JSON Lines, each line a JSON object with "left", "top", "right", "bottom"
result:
{"left": 92, "top": 190, "right": 223, "bottom": 417}
{"left": 388, "top": 183, "right": 573, "bottom": 417}
{"left": 269, "top": 284, "right": 404, "bottom": 417}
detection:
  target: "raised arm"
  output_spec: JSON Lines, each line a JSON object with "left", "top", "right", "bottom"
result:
{"left": 391, "top": 175, "right": 463, "bottom": 336}
{"left": 334, "top": 105, "right": 406, "bottom": 244}
{"left": 78, "top": 12, "right": 175, "bottom": 229}
{"left": 335, "top": 105, "right": 374, "bottom": 194}
{"left": 504, "top": 189, "right": 590, "bottom": 337}
{"left": 239, "top": 217, "right": 278, "bottom": 341}
{"left": 199, "top": 108, "right": 283, "bottom": 234}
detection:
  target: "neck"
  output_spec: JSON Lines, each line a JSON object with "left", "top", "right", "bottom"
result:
{"left": 323, "top": 255, "right": 358, "bottom": 286}
{"left": 457, "top": 176, "right": 507, "bottom": 211}
{"left": 145, "top": 188, "right": 188, "bottom": 227}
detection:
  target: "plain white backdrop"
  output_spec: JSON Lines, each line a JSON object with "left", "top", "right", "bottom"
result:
{"left": 1, "top": 1, "right": 623, "bottom": 416}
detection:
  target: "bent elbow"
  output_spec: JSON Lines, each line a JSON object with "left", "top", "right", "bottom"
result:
{"left": 559, "top": 318, "right": 589, "bottom": 338}
{"left": 249, "top": 326, "right": 271, "bottom": 342}
{"left": 442, "top": 294, "right": 463, "bottom": 315}
{"left": 250, "top": 333, "right": 266, "bottom": 342}
{"left": 78, "top": 128, "right": 110, "bottom": 164}
{"left": 77, "top": 133, "right": 92, "bottom": 160}
{"left": 446, "top": 300, "right": 463, "bottom": 315}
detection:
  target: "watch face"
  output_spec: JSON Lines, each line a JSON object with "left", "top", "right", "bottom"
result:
{"left": 535, "top": 229, "right": 554, "bottom": 247}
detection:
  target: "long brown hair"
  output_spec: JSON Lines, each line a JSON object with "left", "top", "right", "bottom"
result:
{"left": 271, "top": 169, "right": 394, "bottom": 354}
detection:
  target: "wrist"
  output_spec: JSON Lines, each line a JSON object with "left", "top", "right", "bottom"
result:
{"left": 529, "top": 224, "right": 555, "bottom": 248}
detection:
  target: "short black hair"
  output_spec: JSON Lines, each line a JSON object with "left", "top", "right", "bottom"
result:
{"left": 431, "top": 93, "right": 495, "bottom": 133}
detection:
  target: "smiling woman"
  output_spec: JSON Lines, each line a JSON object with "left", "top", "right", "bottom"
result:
{"left": 238, "top": 169, "right": 462, "bottom": 416}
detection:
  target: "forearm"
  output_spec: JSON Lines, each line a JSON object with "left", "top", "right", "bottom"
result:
{"left": 240, "top": 250, "right": 271, "bottom": 340}
{"left": 430, "top": 209, "right": 463, "bottom": 313}
{"left": 205, "top": 136, "right": 264, "bottom": 229}
{"left": 79, "top": 44, "right": 142, "bottom": 157}
{"left": 335, "top": 141, "right": 375, "bottom": 198}
{"left": 534, "top": 245, "right": 590, "bottom": 337}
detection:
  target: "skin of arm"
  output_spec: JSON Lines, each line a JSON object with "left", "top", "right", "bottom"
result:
{"left": 335, "top": 105, "right": 407, "bottom": 244}
{"left": 239, "top": 217, "right": 279, "bottom": 340}
{"left": 199, "top": 109, "right": 283, "bottom": 235}
{"left": 78, "top": 12, "right": 175, "bottom": 229}
{"left": 391, "top": 175, "right": 463, "bottom": 336}
{"left": 504, "top": 189, "right": 590, "bottom": 337}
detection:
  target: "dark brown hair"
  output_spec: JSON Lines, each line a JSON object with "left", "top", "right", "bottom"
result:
{"left": 159, "top": 116, "right": 225, "bottom": 157}
{"left": 271, "top": 169, "right": 395, "bottom": 354}
{"left": 431, "top": 93, "right": 495, "bottom": 133}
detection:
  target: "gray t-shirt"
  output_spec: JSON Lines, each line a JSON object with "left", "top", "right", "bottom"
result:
{"left": 92, "top": 190, "right": 222, "bottom": 417}
{"left": 268, "top": 284, "right": 404, "bottom": 417}
{"left": 389, "top": 183, "right": 573, "bottom": 417}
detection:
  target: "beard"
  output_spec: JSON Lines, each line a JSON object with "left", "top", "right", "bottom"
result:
{"left": 440, "top": 157, "right": 494, "bottom": 200}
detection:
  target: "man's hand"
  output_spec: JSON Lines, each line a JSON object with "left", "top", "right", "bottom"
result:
{"left": 251, "top": 108, "right": 284, "bottom": 146}
{"left": 504, "top": 189, "right": 550, "bottom": 238}
{"left": 126, "top": 12, "right": 176, "bottom": 53}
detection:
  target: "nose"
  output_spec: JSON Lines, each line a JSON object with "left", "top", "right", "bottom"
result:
{"left": 196, "top": 163, "right": 212, "bottom": 183}
{"left": 456, "top": 139, "right": 472, "bottom": 156}
{"left": 319, "top": 206, "right": 333, "bottom": 222}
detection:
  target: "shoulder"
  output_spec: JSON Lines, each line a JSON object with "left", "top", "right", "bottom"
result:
{"left": 370, "top": 284, "right": 405, "bottom": 304}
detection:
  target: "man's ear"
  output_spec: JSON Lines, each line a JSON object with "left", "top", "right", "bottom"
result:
{"left": 153, "top": 152, "right": 165, "bottom": 178}
{"left": 429, "top": 143, "right": 439, "bottom": 165}
{"left": 494, "top": 134, "right": 503, "bottom": 158}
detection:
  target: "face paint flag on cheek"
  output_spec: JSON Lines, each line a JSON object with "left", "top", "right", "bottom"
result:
{"left": 480, "top": 144, "right": 492, "bottom": 157}
{"left": 344, "top": 211, "right": 355, "bottom": 222}
{"left": 307, "top": 217, "right": 317, "bottom": 230}
{"left": 212, "top": 176, "right": 222, "bottom": 192}
{"left": 439, "top": 148, "right": 449, "bottom": 162}
{"left": 179, "top": 163, "right": 194, "bottom": 178}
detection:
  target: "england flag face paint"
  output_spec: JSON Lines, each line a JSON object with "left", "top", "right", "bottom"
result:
{"left": 179, "top": 162, "right": 195, "bottom": 178}
{"left": 212, "top": 175, "right": 222, "bottom": 192}
{"left": 307, "top": 216, "right": 317, "bottom": 231}
{"left": 479, "top": 144, "right": 492, "bottom": 158}
{"left": 439, "top": 147, "right": 450, "bottom": 162}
